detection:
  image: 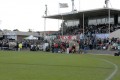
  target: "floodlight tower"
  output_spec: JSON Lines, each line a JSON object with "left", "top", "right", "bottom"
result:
{"left": 71, "top": 0, "right": 74, "bottom": 11}
{"left": 44, "top": 4, "right": 47, "bottom": 38}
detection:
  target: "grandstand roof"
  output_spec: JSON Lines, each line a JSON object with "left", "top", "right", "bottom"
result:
{"left": 43, "top": 8, "right": 120, "bottom": 20}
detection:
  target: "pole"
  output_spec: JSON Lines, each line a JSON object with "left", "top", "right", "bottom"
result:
{"left": 44, "top": 5, "right": 47, "bottom": 38}
{"left": 44, "top": 17, "right": 46, "bottom": 38}
{"left": 61, "top": 15, "right": 64, "bottom": 36}
{"left": 108, "top": 9, "right": 110, "bottom": 33}
{"left": 83, "top": 13, "right": 84, "bottom": 35}
{"left": 71, "top": 0, "right": 74, "bottom": 11}
{"left": 58, "top": 3, "right": 60, "bottom": 31}
{"left": 105, "top": 0, "right": 109, "bottom": 8}
{"left": 79, "top": 0, "right": 80, "bottom": 11}
{"left": 45, "top": 5, "right": 47, "bottom": 16}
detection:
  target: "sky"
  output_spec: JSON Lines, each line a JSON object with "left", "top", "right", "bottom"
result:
{"left": 0, "top": 0, "right": 120, "bottom": 32}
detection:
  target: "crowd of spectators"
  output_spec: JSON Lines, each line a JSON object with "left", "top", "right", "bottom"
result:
{"left": 0, "top": 39, "right": 44, "bottom": 51}
{"left": 0, "top": 23, "right": 120, "bottom": 53}
{"left": 48, "top": 23, "right": 120, "bottom": 36}
{"left": 48, "top": 37, "right": 120, "bottom": 54}
{"left": 41, "top": 37, "right": 120, "bottom": 54}
{"left": 47, "top": 23, "right": 120, "bottom": 53}
{"left": 78, "top": 37, "right": 120, "bottom": 51}
{"left": 0, "top": 36, "right": 120, "bottom": 54}
{"left": 63, "top": 24, "right": 120, "bottom": 36}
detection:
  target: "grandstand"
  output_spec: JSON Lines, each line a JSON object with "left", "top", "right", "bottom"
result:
{"left": 44, "top": 8, "right": 120, "bottom": 37}
{"left": 43, "top": 7, "right": 120, "bottom": 52}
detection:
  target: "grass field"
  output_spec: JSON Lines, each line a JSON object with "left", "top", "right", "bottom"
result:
{"left": 0, "top": 51, "right": 120, "bottom": 80}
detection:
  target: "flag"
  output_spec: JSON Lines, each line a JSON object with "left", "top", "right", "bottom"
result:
{"left": 59, "top": 3, "right": 68, "bottom": 8}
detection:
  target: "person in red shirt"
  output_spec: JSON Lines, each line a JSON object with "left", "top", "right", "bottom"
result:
{"left": 69, "top": 44, "right": 76, "bottom": 53}
{"left": 54, "top": 42, "right": 58, "bottom": 53}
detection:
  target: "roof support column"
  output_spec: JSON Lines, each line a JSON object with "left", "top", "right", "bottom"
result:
{"left": 108, "top": 9, "right": 111, "bottom": 33}
{"left": 44, "top": 18, "right": 46, "bottom": 38}
{"left": 61, "top": 15, "right": 64, "bottom": 36}
{"left": 114, "top": 14, "right": 118, "bottom": 25}
{"left": 83, "top": 13, "right": 85, "bottom": 36}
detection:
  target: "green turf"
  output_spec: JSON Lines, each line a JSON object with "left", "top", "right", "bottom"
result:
{"left": 0, "top": 51, "right": 120, "bottom": 80}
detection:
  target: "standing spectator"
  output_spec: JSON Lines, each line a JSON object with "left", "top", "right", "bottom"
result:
{"left": 117, "top": 42, "right": 120, "bottom": 51}
{"left": 71, "top": 44, "right": 76, "bottom": 53}
{"left": 51, "top": 43, "right": 54, "bottom": 53}
{"left": 78, "top": 40, "right": 83, "bottom": 54}
{"left": 54, "top": 42, "right": 58, "bottom": 53}
{"left": 18, "top": 43, "right": 22, "bottom": 51}
{"left": 66, "top": 42, "right": 69, "bottom": 54}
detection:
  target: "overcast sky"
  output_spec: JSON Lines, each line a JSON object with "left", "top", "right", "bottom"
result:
{"left": 0, "top": 0, "right": 119, "bottom": 31}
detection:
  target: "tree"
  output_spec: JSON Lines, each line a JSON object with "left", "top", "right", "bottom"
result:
{"left": 28, "top": 29, "right": 32, "bottom": 32}
{"left": 13, "top": 29, "right": 19, "bottom": 31}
